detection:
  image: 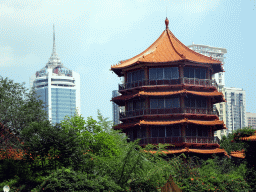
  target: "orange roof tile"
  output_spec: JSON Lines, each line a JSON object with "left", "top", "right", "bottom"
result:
{"left": 239, "top": 131, "right": 256, "bottom": 141}
{"left": 230, "top": 150, "right": 245, "bottom": 159}
{"left": 111, "top": 19, "right": 223, "bottom": 76}
{"left": 140, "top": 119, "right": 225, "bottom": 126}
{"left": 144, "top": 147, "right": 228, "bottom": 155}
{"left": 114, "top": 118, "right": 226, "bottom": 130}
{"left": 112, "top": 89, "right": 225, "bottom": 102}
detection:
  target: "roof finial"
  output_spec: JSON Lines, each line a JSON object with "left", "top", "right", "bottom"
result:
{"left": 47, "top": 24, "right": 62, "bottom": 66}
{"left": 53, "top": 24, "right": 56, "bottom": 54}
{"left": 165, "top": 17, "right": 169, "bottom": 30}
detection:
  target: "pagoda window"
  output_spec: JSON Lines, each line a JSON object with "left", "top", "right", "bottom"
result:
{"left": 151, "top": 127, "right": 166, "bottom": 137}
{"left": 127, "top": 130, "right": 134, "bottom": 140}
{"left": 150, "top": 97, "right": 180, "bottom": 109}
{"left": 165, "top": 125, "right": 181, "bottom": 137}
{"left": 184, "top": 67, "right": 206, "bottom": 79}
{"left": 149, "top": 67, "right": 179, "bottom": 80}
{"left": 152, "top": 127, "right": 159, "bottom": 137}
{"left": 186, "top": 125, "right": 208, "bottom": 137}
{"left": 137, "top": 128, "right": 146, "bottom": 138}
{"left": 127, "top": 99, "right": 146, "bottom": 111}
{"left": 127, "top": 70, "right": 145, "bottom": 83}
{"left": 185, "top": 96, "right": 207, "bottom": 108}
{"left": 197, "top": 127, "right": 208, "bottom": 137}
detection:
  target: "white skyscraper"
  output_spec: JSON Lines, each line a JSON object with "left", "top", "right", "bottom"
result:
{"left": 30, "top": 25, "right": 80, "bottom": 124}
{"left": 224, "top": 87, "right": 247, "bottom": 134}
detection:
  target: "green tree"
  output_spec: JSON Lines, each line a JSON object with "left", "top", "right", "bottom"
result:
{"left": 20, "top": 120, "right": 86, "bottom": 177}
{"left": 0, "top": 76, "right": 48, "bottom": 145}
{"left": 58, "top": 112, "right": 173, "bottom": 191}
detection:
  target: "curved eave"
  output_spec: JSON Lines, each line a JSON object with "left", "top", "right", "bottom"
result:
{"left": 144, "top": 148, "right": 228, "bottom": 156}
{"left": 113, "top": 119, "right": 226, "bottom": 130}
{"left": 230, "top": 150, "right": 245, "bottom": 159}
{"left": 111, "top": 29, "right": 222, "bottom": 76}
{"left": 239, "top": 133, "right": 256, "bottom": 141}
{"left": 112, "top": 89, "right": 225, "bottom": 105}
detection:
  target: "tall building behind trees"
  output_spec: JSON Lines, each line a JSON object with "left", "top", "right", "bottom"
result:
{"left": 30, "top": 25, "right": 80, "bottom": 124}
{"left": 224, "top": 87, "right": 247, "bottom": 134}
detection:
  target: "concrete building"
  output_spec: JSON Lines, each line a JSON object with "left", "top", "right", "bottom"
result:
{"left": 188, "top": 43, "right": 227, "bottom": 138}
{"left": 112, "top": 90, "right": 121, "bottom": 125}
{"left": 112, "top": 79, "right": 125, "bottom": 125}
{"left": 30, "top": 25, "right": 80, "bottom": 124}
{"left": 224, "top": 87, "right": 247, "bottom": 134}
{"left": 246, "top": 112, "right": 256, "bottom": 129}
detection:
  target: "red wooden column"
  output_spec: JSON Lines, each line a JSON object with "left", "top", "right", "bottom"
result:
{"left": 179, "top": 64, "right": 184, "bottom": 83}
{"left": 208, "top": 127, "right": 213, "bottom": 137}
{"left": 180, "top": 95, "right": 185, "bottom": 113}
{"left": 125, "top": 102, "right": 128, "bottom": 112}
{"left": 146, "top": 97, "right": 149, "bottom": 109}
{"left": 208, "top": 98, "right": 212, "bottom": 111}
{"left": 146, "top": 126, "right": 150, "bottom": 144}
{"left": 209, "top": 68, "right": 212, "bottom": 80}
{"left": 144, "top": 66, "right": 149, "bottom": 85}
{"left": 124, "top": 71, "right": 127, "bottom": 83}
{"left": 181, "top": 124, "right": 186, "bottom": 137}
{"left": 206, "top": 68, "right": 210, "bottom": 79}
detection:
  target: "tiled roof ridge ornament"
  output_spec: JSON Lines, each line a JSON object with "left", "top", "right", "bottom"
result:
{"left": 165, "top": 17, "right": 169, "bottom": 30}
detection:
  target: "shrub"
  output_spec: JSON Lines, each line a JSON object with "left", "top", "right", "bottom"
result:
{"left": 171, "top": 154, "right": 250, "bottom": 192}
{"left": 233, "top": 127, "right": 255, "bottom": 140}
{"left": 38, "top": 166, "right": 123, "bottom": 192}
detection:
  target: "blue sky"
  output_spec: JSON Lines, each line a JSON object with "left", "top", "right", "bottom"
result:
{"left": 0, "top": 0, "right": 255, "bottom": 122}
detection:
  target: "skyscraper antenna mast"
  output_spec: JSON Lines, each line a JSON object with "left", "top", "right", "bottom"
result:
{"left": 53, "top": 24, "right": 56, "bottom": 54}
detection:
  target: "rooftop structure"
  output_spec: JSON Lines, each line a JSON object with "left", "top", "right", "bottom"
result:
{"left": 111, "top": 18, "right": 227, "bottom": 156}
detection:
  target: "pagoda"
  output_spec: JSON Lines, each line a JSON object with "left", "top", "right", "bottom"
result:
{"left": 111, "top": 18, "right": 227, "bottom": 157}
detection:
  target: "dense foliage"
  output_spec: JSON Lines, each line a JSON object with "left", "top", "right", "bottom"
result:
{"left": 171, "top": 155, "right": 250, "bottom": 192}
{"left": 219, "top": 127, "right": 255, "bottom": 154}
{"left": 0, "top": 76, "right": 48, "bottom": 141}
{"left": 1, "top": 77, "right": 256, "bottom": 191}
{"left": 1, "top": 110, "right": 172, "bottom": 191}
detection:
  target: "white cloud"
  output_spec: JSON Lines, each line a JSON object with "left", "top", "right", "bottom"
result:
{"left": 0, "top": 46, "right": 15, "bottom": 67}
{"left": 175, "top": 0, "right": 221, "bottom": 14}
{"left": 0, "top": 45, "right": 40, "bottom": 70}
{"left": 0, "top": 0, "right": 89, "bottom": 26}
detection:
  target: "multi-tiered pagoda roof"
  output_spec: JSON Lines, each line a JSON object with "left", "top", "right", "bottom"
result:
{"left": 111, "top": 18, "right": 227, "bottom": 156}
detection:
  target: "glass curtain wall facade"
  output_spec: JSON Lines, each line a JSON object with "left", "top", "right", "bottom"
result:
{"left": 51, "top": 88, "right": 76, "bottom": 123}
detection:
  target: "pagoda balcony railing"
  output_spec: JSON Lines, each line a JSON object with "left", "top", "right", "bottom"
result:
{"left": 120, "top": 107, "right": 217, "bottom": 120}
{"left": 118, "top": 78, "right": 218, "bottom": 91}
{"left": 131, "top": 136, "right": 220, "bottom": 145}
